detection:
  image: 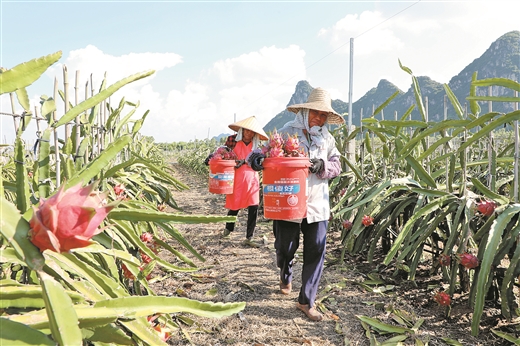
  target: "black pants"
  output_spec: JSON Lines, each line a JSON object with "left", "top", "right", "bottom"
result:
{"left": 225, "top": 205, "right": 258, "bottom": 239}
{"left": 273, "top": 219, "right": 327, "bottom": 308}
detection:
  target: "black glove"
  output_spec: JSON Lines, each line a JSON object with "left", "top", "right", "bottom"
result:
{"left": 235, "top": 159, "right": 245, "bottom": 168}
{"left": 204, "top": 153, "right": 213, "bottom": 166}
{"left": 309, "top": 158, "right": 324, "bottom": 174}
{"left": 248, "top": 152, "right": 266, "bottom": 171}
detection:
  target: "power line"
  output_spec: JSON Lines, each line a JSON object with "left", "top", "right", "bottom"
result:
{"left": 239, "top": 1, "right": 421, "bottom": 115}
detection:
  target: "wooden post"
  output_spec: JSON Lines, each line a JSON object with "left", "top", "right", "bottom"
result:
{"left": 63, "top": 65, "right": 71, "bottom": 143}
{"left": 10, "top": 93, "right": 18, "bottom": 133}
{"left": 444, "top": 95, "right": 449, "bottom": 193}
{"left": 74, "top": 70, "right": 81, "bottom": 158}
{"left": 514, "top": 90, "right": 519, "bottom": 203}
{"left": 360, "top": 108, "right": 364, "bottom": 178}
{"left": 488, "top": 86, "right": 496, "bottom": 190}
{"left": 53, "top": 77, "right": 61, "bottom": 187}
{"left": 425, "top": 96, "right": 430, "bottom": 174}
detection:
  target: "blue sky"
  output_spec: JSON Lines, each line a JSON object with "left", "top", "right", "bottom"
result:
{"left": 1, "top": 0, "right": 519, "bottom": 143}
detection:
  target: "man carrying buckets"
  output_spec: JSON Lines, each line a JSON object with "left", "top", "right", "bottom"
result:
{"left": 248, "top": 88, "right": 344, "bottom": 321}
{"left": 222, "top": 116, "right": 268, "bottom": 248}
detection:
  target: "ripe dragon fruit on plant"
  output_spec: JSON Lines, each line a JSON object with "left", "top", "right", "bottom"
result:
{"left": 476, "top": 199, "right": 496, "bottom": 217}
{"left": 439, "top": 254, "right": 451, "bottom": 266}
{"left": 342, "top": 219, "right": 353, "bottom": 230}
{"left": 458, "top": 252, "right": 479, "bottom": 269}
{"left": 433, "top": 292, "right": 451, "bottom": 306}
{"left": 362, "top": 215, "right": 374, "bottom": 227}
{"left": 29, "top": 182, "right": 115, "bottom": 253}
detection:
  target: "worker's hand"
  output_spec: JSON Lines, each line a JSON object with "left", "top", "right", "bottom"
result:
{"left": 247, "top": 152, "right": 266, "bottom": 171}
{"left": 204, "top": 153, "right": 214, "bottom": 166}
{"left": 309, "top": 158, "right": 324, "bottom": 174}
{"left": 235, "top": 159, "right": 246, "bottom": 168}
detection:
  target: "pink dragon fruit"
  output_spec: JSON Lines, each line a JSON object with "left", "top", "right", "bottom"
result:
{"left": 476, "top": 200, "right": 496, "bottom": 217}
{"left": 268, "top": 130, "right": 284, "bottom": 149}
{"left": 268, "top": 147, "right": 285, "bottom": 158}
{"left": 458, "top": 252, "right": 479, "bottom": 269}
{"left": 433, "top": 292, "right": 451, "bottom": 306}
{"left": 284, "top": 134, "right": 300, "bottom": 153}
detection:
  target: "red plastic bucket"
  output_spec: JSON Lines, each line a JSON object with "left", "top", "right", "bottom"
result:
{"left": 208, "top": 160, "right": 235, "bottom": 194}
{"left": 262, "top": 157, "right": 311, "bottom": 220}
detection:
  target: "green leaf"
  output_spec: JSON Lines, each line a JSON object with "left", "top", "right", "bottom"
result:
{"left": 53, "top": 70, "right": 154, "bottom": 128}
{"left": 15, "top": 136, "right": 31, "bottom": 213}
{"left": 0, "top": 197, "right": 45, "bottom": 271}
{"left": 356, "top": 315, "right": 413, "bottom": 334}
{"left": 0, "top": 51, "right": 62, "bottom": 94}
{"left": 443, "top": 84, "right": 464, "bottom": 119}
{"left": 490, "top": 329, "right": 520, "bottom": 344}
{"left": 65, "top": 134, "right": 132, "bottom": 189}
{"left": 81, "top": 323, "right": 134, "bottom": 345}
{"left": 383, "top": 195, "right": 456, "bottom": 265}
{"left": 109, "top": 208, "right": 237, "bottom": 224}
{"left": 471, "top": 204, "right": 520, "bottom": 336}
{"left": 0, "top": 285, "right": 84, "bottom": 308}
{"left": 373, "top": 90, "right": 400, "bottom": 117}
{"left": 471, "top": 78, "right": 520, "bottom": 92}
{"left": 470, "top": 178, "right": 509, "bottom": 205}
{"left": 15, "top": 88, "right": 31, "bottom": 112}
{"left": 94, "top": 296, "right": 246, "bottom": 318}
{"left": 469, "top": 72, "right": 481, "bottom": 116}
{"left": 404, "top": 155, "right": 436, "bottom": 188}
{"left": 458, "top": 110, "right": 520, "bottom": 152}
{"left": 398, "top": 59, "right": 413, "bottom": 75}
{"left": 38, "top": 271, "right": 82, "bottom": 345}
{"left": 0, "top": 318, "right": 55, "bottom": 345}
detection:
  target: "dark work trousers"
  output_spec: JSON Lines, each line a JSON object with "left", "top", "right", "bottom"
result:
{"left": 225, "top": 205, "right": 259, "bottom": 239}
{"left": 273, "top": 218, "right": 327, "bottom": 308}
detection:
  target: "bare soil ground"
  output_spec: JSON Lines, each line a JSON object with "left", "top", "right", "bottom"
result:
{"left": 151, "top": 163, "right": 519, "bottom": 346}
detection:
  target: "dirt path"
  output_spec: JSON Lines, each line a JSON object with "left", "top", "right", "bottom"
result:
{"left": 152, "top": 163, "right": 501, "bottom": 346}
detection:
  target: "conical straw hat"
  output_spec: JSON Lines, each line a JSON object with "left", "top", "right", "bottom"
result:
{"left": 286, "top": 87, "right": 345, "bottom": 125}
{"left": 229, "top": 116, "right": 268, "bottom": 140}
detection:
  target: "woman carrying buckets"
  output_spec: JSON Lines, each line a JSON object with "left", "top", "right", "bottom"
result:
{"left": 222, "top": 116, "right": 268, "bottom": 248}
{"left": 248, "top": 88, "right": 344, "bottom": 321}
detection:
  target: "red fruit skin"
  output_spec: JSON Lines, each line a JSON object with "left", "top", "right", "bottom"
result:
{"left": 29, "top": 183, "right": 113, "bottom": 253}
{"left": 121, "top": 264, "right": 135, "bottom": 279}
{"left": 434, "top": 292, "right": 451, "bottom": 306}
{"left": 477, "top": 200, "right": 496, "bottom": 217}
{"left": 114, "top": 183, "right": 125, "bottom": 196}
{"left": 439, "top": 254, "right": 451, "bottom": 266}
{"left": 342, "top": 220, "right": 353, "bottom": 230}
{"left": 362, "top": 215, "right": 374, "bottom": 227}
{"left": 459, "top": 253, "right": 479, "bottom": 269}
{"left": 140, "top": 232, "right": 154, "bottom": 243}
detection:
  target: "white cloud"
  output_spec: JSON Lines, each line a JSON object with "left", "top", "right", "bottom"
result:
{"left": 317, "top": 1, "right": 520, "bottom": 100}
{"left": 48, "top": 45, "right": 182, "bottom": 90}
{"left": 141, "top": 44, "right": 308, "bottom": 142}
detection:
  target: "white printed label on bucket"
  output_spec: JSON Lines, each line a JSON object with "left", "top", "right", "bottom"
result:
{"left": 209, "top": 172, "right": 234, "bottom": 181}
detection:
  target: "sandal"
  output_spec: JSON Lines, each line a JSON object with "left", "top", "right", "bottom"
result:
{"left": 296, "top": 302, "right": 323, "bottom": 321}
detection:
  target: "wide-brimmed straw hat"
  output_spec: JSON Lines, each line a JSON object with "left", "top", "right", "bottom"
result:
{"left": 228, "top": 116, "right": 268, "bottom": 140}
{"left": 286, "top": 87, "right": 345, "bottom": 125}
